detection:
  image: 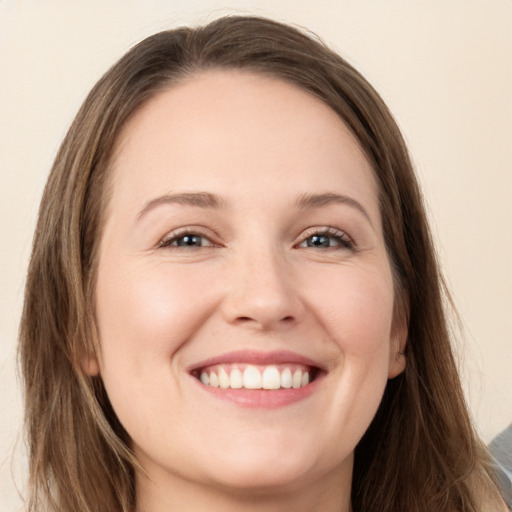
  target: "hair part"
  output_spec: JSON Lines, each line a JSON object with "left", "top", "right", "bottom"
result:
{"left": 19, "top": 15, "right": 496, "bottom": 512}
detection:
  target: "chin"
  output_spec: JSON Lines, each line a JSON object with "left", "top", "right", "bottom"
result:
{"left": 210, "top": 467, "right": 310, "bottom": 495}
{"left": 201, "top": 447, "right": 327, "bottom": 495}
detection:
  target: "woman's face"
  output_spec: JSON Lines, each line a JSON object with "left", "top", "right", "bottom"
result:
{"left": 92, "top": 70, "right": 405, "bottom": 499}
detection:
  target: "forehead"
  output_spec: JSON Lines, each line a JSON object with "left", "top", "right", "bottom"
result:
{"left": 108, "top": 69, "right": 378, "bottom": 217}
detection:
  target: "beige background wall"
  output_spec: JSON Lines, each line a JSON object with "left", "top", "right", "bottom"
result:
{"left": 1, "top": 0, "right": 511, "bottom": 508}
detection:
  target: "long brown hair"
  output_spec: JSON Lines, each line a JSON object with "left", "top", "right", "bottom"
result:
{"left": 19, "top": 15, "right": 497, "bottom": 511}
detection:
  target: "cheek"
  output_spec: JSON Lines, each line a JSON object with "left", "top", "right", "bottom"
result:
{"left": 306, "top": 264, "right": 395, "bottom": 354}
{"left": 291, "top": 265, "right": 395, "bottom": 465}
{"left": 94, "top": 262, "right": 221, "bottom": 437}
{"left": 95, "top": 262, "right": 217, "bottom": 377}
{"left": 328, "top": 277, "right": 394, "bottom": 397}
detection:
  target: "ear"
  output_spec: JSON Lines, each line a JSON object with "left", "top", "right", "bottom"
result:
{"left": 80, "top": 343, "right": 100, "bottom": 376}
{"left": 83, "top": 356, "right": 100, "bottom": 376}
{"left": 388, "top": 334, "right": 407, "bottom": 378}
{"left": 78, "top": 335, "right": 101, "bottom": 376}
{"left": 387, "top": 304, "right": 408, "bottom": 379}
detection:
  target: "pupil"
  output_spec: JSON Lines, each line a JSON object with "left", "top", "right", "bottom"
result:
{"left": 308, "top": 235, "right": 329, "bottom": 247}
{"left": 178, "top": 235, "right": 201, "bottom": 246}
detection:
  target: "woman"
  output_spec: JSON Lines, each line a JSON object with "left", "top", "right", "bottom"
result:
{"left": 18, "top": 15, "right": 506, "bottom": 512}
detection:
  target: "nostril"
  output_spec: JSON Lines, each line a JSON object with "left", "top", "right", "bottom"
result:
{"left": 235, "top": 315, "right": 295, "bottom": 325}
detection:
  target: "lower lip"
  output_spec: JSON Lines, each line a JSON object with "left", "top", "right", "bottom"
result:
{"left": 192, "top": 374, "right": 323, "bottom": 409}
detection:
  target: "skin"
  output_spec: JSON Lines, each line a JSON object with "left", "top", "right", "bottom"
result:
{"left": 90, "top": 70, "right": 407, "bottom": 512}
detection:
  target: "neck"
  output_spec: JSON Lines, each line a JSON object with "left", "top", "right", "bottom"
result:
{"left": 135, "top": 460, "right": 353, "bottom": 512}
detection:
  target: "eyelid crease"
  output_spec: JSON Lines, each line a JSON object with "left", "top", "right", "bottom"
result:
{"left": 298, "top": 226, "right": 352, "bottom": 239}
{"left": 295, "top": 192, "right": 373, "bottom": 229}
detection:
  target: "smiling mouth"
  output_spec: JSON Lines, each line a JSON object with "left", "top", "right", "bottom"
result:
{"left": 191, "top": 363, "right": 320, "bottom": 390}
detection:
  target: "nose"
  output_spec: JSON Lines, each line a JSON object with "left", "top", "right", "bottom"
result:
{"left": 220, "top": 246, "right": 304, "bottom": 331}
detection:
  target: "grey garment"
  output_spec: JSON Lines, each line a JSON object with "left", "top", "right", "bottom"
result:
{"left": 489, "top": 424, "right": 512, "bottom": 510}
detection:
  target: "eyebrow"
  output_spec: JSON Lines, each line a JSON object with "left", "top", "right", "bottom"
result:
{"left": 295, "top": 192, "right": 373, "bottom": 226}
{"left": 137, "top": 192, "right": 226, "bottom": 220}
{"left": 136, "top": 191, "right": 373, "bottom": 226}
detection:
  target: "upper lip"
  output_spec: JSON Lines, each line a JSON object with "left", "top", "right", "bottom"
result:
{"left": 187, "top": 350, "right": 325, "bottom": 373}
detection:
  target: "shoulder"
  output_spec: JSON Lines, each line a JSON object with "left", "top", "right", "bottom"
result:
{"left": 489, "top": 425, "right": 512, "bottom": 511}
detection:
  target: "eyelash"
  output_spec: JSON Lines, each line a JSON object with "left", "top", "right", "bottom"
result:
{"left": 296, "top": 227, "right": 355, "bottom": 251}
{"left": 157, "top": 227, "right": 355, "bottom": 251}
{"left": 157, "top": 228, "right": 218, "bottom": 249}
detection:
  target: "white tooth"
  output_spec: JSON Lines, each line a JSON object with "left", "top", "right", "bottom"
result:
{"left": 262, "top": 366, "right": 280, "bottom": 390}
{"left": 209, "top": 372, "right": 220, "bottom": 388}
{"left": 280, "top": 368, "right": 292, "bottom": 388}
{"left": 219, "top": 367, "right": 230, "bottom": 389}
{"left": 229, "top": 368, "right": 243, "bottom": 389}
{"left": 200, "top": 372, "right": 209, "bottom": 385}
{"left": 292, "top": 369, "right": 302, "bottom": 389}
{"left": 243, "top": 365, "right": 262, "bottom": 389}
{"left": 301, "top": 371, "right": 310, "bottom": 387}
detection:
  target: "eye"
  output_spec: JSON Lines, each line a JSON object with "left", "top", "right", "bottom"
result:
{"left": 297, "top": 228, "right": 354, "bottom": 250}
{"left": 158, "top": 230, "right": 217, "bottom": 249}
